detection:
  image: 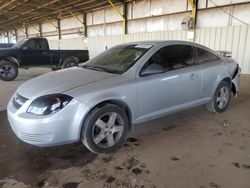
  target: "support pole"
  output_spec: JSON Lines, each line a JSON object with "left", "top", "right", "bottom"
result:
{"left": 83, "top": 12, "right": 88, "bottom": 38}
{"left": 57, "top": 19, "right": 61, "bottom": 40}
{"left": 39, "top": 23, "right": 42, "bottom": 37}
{"left": 188, "top": 0, "right": 198, "bottom": 42}
{"left": 123, "top": 2, "right": 128, "bottom": 35}
{"left": 7, "top": 31, "right": 10, "bottom": 44}
{"left": 194, "top": 0, "right": 199, "bottom": 27}
{"left": 25, "top": 27, "right": 28, "bottom": 38}
{"left": 107, "top": 0, "right": 126, "bottom": 43}
{"left": 15, "top": 29, "right": 18, "bottom": 42}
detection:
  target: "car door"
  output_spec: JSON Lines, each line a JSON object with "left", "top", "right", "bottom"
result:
{"left": 19, "top": 38, "right": 50, "bottom": 66}
{"left": 136, "top": 44, "right": 202, "bottom": 122}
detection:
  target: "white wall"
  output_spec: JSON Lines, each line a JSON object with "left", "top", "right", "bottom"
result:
{"left": 47, "top": 37, "right": 87, "bottom": 50}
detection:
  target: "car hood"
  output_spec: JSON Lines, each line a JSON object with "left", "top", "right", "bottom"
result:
{"left": 17, "top": 67, "right": 116, "bottom": 99}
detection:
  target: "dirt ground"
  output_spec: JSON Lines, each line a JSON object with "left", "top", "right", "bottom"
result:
{"left": 0, "top": 68, "right": 249, "bottom": 188}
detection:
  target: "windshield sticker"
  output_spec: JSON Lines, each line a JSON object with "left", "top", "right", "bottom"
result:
{"left": 135, "top": 44, "right": 153, "bottom": 49}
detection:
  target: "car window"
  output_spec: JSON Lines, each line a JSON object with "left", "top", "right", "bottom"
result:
{"left": 197, "top": 48, "right": 219, "bottom": 64}
{"left": 141, "top": 44, "right": 195, "bottom": 74}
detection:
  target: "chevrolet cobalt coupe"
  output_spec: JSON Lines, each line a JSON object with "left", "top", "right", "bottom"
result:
{"left": 7, "top": 41, "right": 240, "bottom": 153}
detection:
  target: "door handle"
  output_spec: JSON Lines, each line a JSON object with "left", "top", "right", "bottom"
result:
{"left": 191, "top": 73, "right": 198, "bottom": 80}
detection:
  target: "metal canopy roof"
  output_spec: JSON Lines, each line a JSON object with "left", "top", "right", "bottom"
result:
{"left": 0, "top": 0, "right": 124, "bottom": 32}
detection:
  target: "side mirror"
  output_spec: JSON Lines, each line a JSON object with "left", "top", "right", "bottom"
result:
{"left": 141, "top": 64, "right": 165, "bottom": 76}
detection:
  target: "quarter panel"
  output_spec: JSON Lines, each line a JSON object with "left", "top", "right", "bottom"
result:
{"left": 199, "top": 60, "right": 229, "bottom": 101}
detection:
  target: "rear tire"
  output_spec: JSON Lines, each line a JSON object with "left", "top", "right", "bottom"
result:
{"left": 81, "top": 104, "right": 129, "bottom": 153}
{"left": 61, "top": 57, "right": 78, "bottom": 69}
{"left": 206, "top": 81, "right": 231, "bottom": 113}
{"left": 0, "top": 60, "right": 18, "bottom": 81}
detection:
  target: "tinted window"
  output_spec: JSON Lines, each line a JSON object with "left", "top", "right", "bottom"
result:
{"left": 197, "top": 48, "right": 219, "bottom": 64}
{"left": 25, "top": 39, "right": 36, "bottom": 50}
{"left": 142, "top": 45, "right": 195, "bottom": 73}
{"left": 22, "top": 39, "right": 48, "bottom": 50}
{"left": 35, "top": 39, "right": 48, "bottom": 50}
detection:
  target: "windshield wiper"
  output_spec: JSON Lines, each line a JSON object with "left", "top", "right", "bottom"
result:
{"left": 82, "top": 65, "right": 121, "bottom": 74}
{"left": 82, "top": 65, "right": 106, "bottom": 72}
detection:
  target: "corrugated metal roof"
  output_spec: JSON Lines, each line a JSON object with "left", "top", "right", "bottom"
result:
{"left": 0, "top": 0, "right": 124, "bottom": 32}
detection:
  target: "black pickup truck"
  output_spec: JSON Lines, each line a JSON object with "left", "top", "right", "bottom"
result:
{"left": 0, "top": 37, "right": 89, "bottom": 81}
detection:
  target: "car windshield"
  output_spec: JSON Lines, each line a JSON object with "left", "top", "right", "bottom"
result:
{"left": 81, "top": 44, "right": 153, "bottom": 74}
{"left": 11, "top": 38, "right": 28, "bottom": 49}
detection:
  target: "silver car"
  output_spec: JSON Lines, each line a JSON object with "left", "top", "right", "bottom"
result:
{"left": 7, "top": 41, "right": 240, "bottom": 153}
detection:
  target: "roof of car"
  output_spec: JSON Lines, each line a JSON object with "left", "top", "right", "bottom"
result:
{"left": 119, "top": 40, "right": 211, "bottom": 50}
{"left": 116, "top": 40, "right": 222, "bottom": 58}
{"left": 122, "top": 40, "right": 205, "bottom": 47}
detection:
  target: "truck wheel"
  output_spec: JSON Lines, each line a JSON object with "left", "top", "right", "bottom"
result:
{"left": 0, "top": 60, "right": 18, "bottom": 81}
{"left": 61, "top": 57, "right": 78, "bottom": 69}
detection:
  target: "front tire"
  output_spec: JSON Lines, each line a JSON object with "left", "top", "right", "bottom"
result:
{"left": 81, "top": 104, "right": 129, "bottom": 153}
{"left": 0, "top": 60, "right": 18, "bottom": 81}
{"left": 206, "top": 81, "right": 231, "bottom": 113}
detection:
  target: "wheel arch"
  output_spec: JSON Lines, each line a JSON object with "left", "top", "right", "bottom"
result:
{"left": 213, "top": 76, "right": 236, "bottom": 96}
{"left": 1, "top": 57, "right": 20, "bottom": 67}
{"left": 79, "top": 99, "right": 133, "bottom": 139}
{"left": 221, "top": 77, "right": 237, "bottom": 95}
{"left": 221, "top": 77, "right": 232, "bottom": 85}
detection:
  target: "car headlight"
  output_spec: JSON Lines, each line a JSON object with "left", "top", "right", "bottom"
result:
{"left": 27, "top": 94, "right": 73, "bottom": 115}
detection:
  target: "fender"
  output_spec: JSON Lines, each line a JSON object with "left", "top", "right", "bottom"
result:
{"left": 211, "top": 75, "right": 232, "bottom": 98}
{"left": 78, "top": 98, "right": 133, "bottom": 140}
{"left": 3, "top": 57, "right": 20, "bottom": 67}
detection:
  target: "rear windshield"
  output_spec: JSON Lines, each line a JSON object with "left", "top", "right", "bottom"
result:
{"left": 81, "top": 44, "right": 153, "bottom": 74}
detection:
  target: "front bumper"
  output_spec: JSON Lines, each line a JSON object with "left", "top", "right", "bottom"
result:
{"left": 7, "top": 95, "right": 88, "bottom": 147}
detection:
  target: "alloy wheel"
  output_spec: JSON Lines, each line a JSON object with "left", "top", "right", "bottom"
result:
{"left": 0, "top": 64, "right": 14, "bottom": 78}
{"left": 92, "top": 112, "right": 124, "bottom": 148}
{"left": 216, "top": 86, "right": 230, "bottom": 109}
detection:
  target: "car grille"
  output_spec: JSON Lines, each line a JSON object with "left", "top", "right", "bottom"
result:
{"left": 14, "top": 129, "right": 53, "bottom": 143}
{"left": 13, "top": 93, "right": 28, "bottom": 109}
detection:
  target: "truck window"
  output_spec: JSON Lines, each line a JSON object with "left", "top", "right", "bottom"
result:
{"left": 25, "top": 39, "right": 36, "bottom": 50}
{"left": 23, "top": 39, "right": 48, "bottom": 50}
{"left": 35, "top": 39, "right": 48, "bottom": 50}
